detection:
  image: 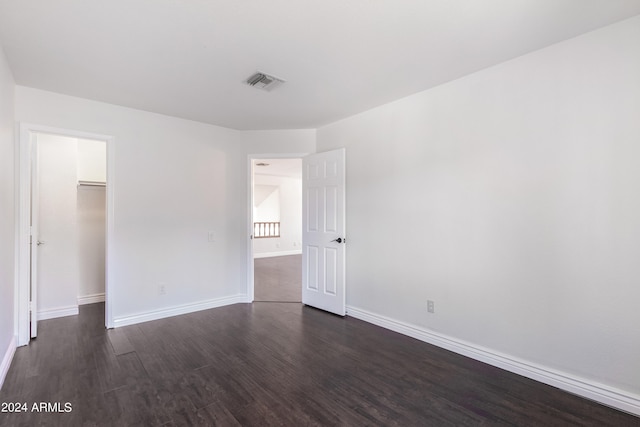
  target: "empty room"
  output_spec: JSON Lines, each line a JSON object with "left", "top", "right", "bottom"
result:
{"left": 1, "top": 1, "right": 640, "bottom": 426}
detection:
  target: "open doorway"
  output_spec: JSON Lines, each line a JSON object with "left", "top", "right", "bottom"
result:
{"left": 31, "top": 133, "right": 106, "bottom": 336}
{"left": 251, "top": 158, "right": 303, "bottom": 302}
{"left": 17, "top": 124, "right": 113, "bottom": 346}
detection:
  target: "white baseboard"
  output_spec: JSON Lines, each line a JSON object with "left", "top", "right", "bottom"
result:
{"left": 77, "top": 292, "right": 105, "bottom": 305}
{"left": 0, "top": 336, "right": 17, "bottom": 391}
{"left": 113, "top": 294, "right": 250, "bottom": 328}
{"left": 37, "top": 305, "right": 79, "bottom": 321}
{"left": 254, "top": 250, "right": 302, "bottom": 259}
{"left": 346, "top": 305, "right": 640, "bottom": 417}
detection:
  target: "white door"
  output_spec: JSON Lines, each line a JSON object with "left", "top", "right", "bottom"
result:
{"left": 302, "top": 148, "right": 346, "bottom": 316}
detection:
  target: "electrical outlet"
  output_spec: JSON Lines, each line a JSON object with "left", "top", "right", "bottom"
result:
{"left": 208, "top": 231, "right": 216, "bottom": 242}
{"left": 427, "top": 300, "right": 435, "bottom": 314}
{"left": 159, "top": 284, "right": 167, "bottom": 295}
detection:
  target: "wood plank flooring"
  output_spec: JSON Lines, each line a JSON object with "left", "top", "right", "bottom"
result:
{"left": 1, "top": 302, "right": 638, "bottom": 426}
{"left": 254, "top": 254, "right": 301, "bottom": 302}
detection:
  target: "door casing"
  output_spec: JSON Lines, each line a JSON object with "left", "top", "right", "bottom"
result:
{"left": 16, "top": 123, "right": 115, "bottom": 346}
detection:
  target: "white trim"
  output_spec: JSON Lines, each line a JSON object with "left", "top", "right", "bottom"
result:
{"left": 0, "top": 336, "right": 17, "bottom": 390}
{"left": 16, "top": 124, "right": 30, "bottom": 346}
{"left": 14, "top": 122, "right": 21, "bottom": 343}
{"left": 112, "top": 294, "right": 250, "bottom": 328}
{"left": 254, "top": 249, "right": 302, "bottom": 259}
{"left": 346, "top": 305, "right": 640, "bottom": 417}
{"left": 77, "top": 293, "right": 105, "bottom": 305}
{"left": 247, "top": 156, "right": 255, "bottom": 303}
{"left": 105, "top": 135, "right": 115, "bottom": 328}
{"left": 16, "top": 123, "right": 114, "bottom": 345}
{"left": 37, "top": 305, "right": 79, "bottom": 321}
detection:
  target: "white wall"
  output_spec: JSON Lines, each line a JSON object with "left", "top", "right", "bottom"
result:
{"left": 0, "top": 44, "right": 15, "bottom": 388}
{"left": 254, "top": 185, "right": 280, "bottom": 223}
{"left": 243, "top": 130, "right": 315, "bottom": 154}
{"left": 77, "top": 138, "right": 106, "bottom": 182}
{"left": 317, "top": 15, "right": 640, "bottom": 400}
{"left": 15, "top": 87, "right": 315, "bottom": 324}
{"left": 77, "top": 186, "right": 105, "bottom": 301}
{"left": 253, "top": 174, "right": 303, "bottom": 257}
{"left": 35, "top": 134, "right": 79, "bottom": 317}
{"left": 77, "top": 139, "right": 106, "bottom": 302}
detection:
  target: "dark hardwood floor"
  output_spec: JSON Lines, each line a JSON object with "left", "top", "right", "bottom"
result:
{"left": 254, "top": 254, "right": 301, "bottom": 302}
{"left": 1, "top": 302, "right": 638, "bottom": 426}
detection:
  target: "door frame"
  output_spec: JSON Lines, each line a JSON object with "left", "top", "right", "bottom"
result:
{"left": 16, "top": 123, "right": 115, "bottom": 346}
{"left": 246, "top": 152, "right": 309, "bottom": 302}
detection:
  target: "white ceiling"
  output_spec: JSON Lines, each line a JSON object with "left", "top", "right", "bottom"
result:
{"left": 254, "top": 159, "right": 302, "bottom": 179}
{"left": 1, "top": 1, "right": 639, "bottom": 130}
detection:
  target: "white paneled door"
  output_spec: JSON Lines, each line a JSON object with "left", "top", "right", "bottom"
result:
{"left": 302, "top": 148, "right": 346, "bottom": 316}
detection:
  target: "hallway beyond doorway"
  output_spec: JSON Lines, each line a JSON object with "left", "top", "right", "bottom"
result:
{"left": 254, "top": 254, "right": 301, "bottom": 302}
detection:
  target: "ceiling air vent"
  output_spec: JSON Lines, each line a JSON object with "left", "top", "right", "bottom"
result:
{"left": 245, "top": 71, "right": 285, "bottom": 91}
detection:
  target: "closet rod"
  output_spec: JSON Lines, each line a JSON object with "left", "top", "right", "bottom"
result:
{"left": 77, "top": 180, "right": 106, "bottom": 187}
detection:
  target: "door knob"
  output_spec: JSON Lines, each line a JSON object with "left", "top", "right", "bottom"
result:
{"left": 331, "top": 237, "right": 344, "bottom": 244}
{"left": 37, "top": 240, "right": 45, "bottom": 246}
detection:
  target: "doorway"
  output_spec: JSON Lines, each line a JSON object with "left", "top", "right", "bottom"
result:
{"left": 249, "top": 156, "right": 303, "bottom": 303}
{"left": 17, "top": 124, "right": 114, "bottom": 346}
